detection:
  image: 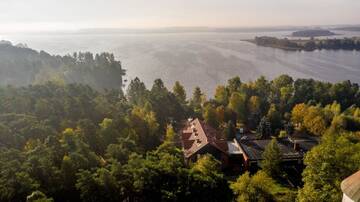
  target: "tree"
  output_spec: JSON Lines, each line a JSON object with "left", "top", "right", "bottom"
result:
{"left": 261, "top": 139, "right": 282, "bottom": 177}
{"left": 127, "top": 77, "right": 148, "bottom": 106}
{"left": 291, "top": 103, "right": 308, "bottom": 129}
{"left": 128, "top": 105, "right": 160, "bottom": 151}
{"left": 214, "top": 85, "right": 229, "bottom": 106}
{"left": 253, "top": 76, "right": 270, "bottom": 99}
{"left": 228, "top": 92, "right": 247, "bottom": 122}
{"left": 247, "top": 96, "right": 261, "bottom": 129}
{"left": 172, "top": 81, "right": 186, "bottom": 104}
{"left": 303, "top": 106, "right": 327, "bottom": 136}
{"left": 248, "top": 96, "right": 261, "bottom": 115}
{"left": 266, "top": 104, "right": 282, "bottom": 134}
{"left": 164, "top": 124, "right": 176, "bottom": 144}
{"left": 122, "top": 150, "right": 185, "bottom": 201}
{"left": 272, "top": 74, "right": 294, "bottom": 90}
{"left": 149, "top": 79, "right": 185, "bottom": 129}
{"left": 76, "top": 168, "right": 122, "bottom": 202}
{"left": 190, "top": 155, "right": 232, "bottom": 201}
{"left": 98, "top": 118, "right": 121, "bottom": 149}
{"left": 298, "top": 131, "right": 360, "bottom": 202}
{"left": 26, "top": 191, "right": 53, "bottom": 202}
{"left": 105, "top": 137, "right": 136, "bottom": 164}
{"left": 227, "top": 76, "right": 242, "bottom": 94}
{"left": 190, "top": 87, "right": 204, "bottom": 115}
{"left": 257, "top": 117, "right": 271, "bottom": 139}
{"left": 203, "top": 104, "right": 219, "bottom": 129}
{"left": 191, "top": 154, "right": 221, "bottom": 177}
{"left": 215, "top": 105, "right": 226, "bottom": 124}
{"left": 231, "top": 171, "right": 279, "bottom": 202}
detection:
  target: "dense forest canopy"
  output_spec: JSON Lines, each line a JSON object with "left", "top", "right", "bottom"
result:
{"left": 0, "top": 45, "right": 359, "bottom": 201}
{"left": 0, "top": 41, "right": 125, "bottom": 91}
{"left": 0, "top": 73, "right": 359, "bottom": 201}
{"left": 291, "top": 29, "right": 336, "bottom": 37}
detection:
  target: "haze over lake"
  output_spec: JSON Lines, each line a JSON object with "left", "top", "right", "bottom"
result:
{"left": 3, "top": 30, "right": 360, "bottom": 95}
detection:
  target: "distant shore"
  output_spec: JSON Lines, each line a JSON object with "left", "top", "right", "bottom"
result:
{"left": 245, "top": 36, "right": 360, "bottom": 51}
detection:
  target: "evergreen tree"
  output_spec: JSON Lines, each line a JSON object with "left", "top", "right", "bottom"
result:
{"left": 257, "top": 116, "right": 271, "bottom": 139}
{"left": 172, "top": 81, "right": 187, "bottom": 104}
{"left": 127, "top": 77, "right": 148, "bottom": 106}
{"left": 261, "top": 139, "right": 282, "bottom": 178}
{"left": 190, "top": 87, "right": 204, "bottom": 115}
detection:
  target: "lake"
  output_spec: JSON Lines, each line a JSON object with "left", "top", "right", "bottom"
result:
{"left": 2, "top": 30, "right": 360, "bottom": 96}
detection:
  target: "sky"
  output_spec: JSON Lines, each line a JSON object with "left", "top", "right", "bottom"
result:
{"left": 0, "top": 0, "right": 359, "bottom": 32}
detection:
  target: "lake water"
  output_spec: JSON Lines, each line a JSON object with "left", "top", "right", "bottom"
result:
{"left": 2, "top": 30, "right": 360, "bottom": 96}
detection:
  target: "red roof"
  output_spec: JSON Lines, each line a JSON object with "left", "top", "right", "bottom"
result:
{"left": 181, "top": 118, "right": 228, "bottom": 158}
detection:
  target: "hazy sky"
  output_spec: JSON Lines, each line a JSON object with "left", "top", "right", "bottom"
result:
{"left": 0, "top": 0, "right": 359, "bottom": 31}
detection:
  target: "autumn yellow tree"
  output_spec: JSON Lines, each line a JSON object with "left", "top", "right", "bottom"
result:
{"left": 291, "top": 103, "right": 308, "bottom": 130}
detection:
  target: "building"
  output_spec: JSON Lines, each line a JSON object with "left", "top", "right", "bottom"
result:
{"left": 181, "top": 118, "right": 229, "bottom": 165}
{"left": 236, "top": 132, "right": 319, "bottom": 171}
{"left": 341, "top": 170, "right": 360, "bottom": 202}
{"left": 180, "top": 118, "right": 318, "bottom": 175}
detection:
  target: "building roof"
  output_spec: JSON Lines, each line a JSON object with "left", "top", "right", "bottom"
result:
{"left": 341, "top": 170, "right": 360, "bottom": 201}
{"left": 235, "top": 131, "right": 319, "bottom": 162}
{"left": 237, "top": 138, "right": 303, "bottom": 161}
{"left": 288, "top": 132, "right": 320, "bottom": 152}
{"left": 181, "top": 118, "right": 228, "bottom": 158}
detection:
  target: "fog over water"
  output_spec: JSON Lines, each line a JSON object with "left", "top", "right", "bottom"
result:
{"left": 3, "top": 30, "right": 360, "bottom": 95}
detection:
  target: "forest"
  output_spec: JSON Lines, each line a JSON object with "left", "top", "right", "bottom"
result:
{"left": 0, "top": 40, "right": 125, "bottom": 90}
{"left": 291, "top": 29, "right": 336, "bottom": 37}
{"left": 0, "top": 61, "right": 359, "bottom": 201}
{"left": 251, "top": 36, "right": 360, "bottom": 51}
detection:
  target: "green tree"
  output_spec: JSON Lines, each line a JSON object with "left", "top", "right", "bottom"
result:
{"left": 231, "top": 171, "right": 278, "bottom": 202}
{"left": 173, "top": 81, "right": 187, "bottom": 104}
{"left": 164, "top": 124, "right": 176, "bottom": 144}
{"left": 127, "top": 77, "right": 148, "bottom": 106}
{"left": 26, "top": 191, "right": 53, "bottom": 202}
{"left": 214, "top": 85, "right": 229, "bottom": 106}
{"left": 303, "top": 106, "right": 327, "bottom": 136}
{"left": 261, "top": 139, "right": 282, "bottom": 178}
{"left": 203, "top": 104, "right": 219, "bottom": 129}
{"left": 190, "top": 87, "right": 204, "bottom": 115}
{"left": 257, "top": 117, "right": 271, "bottom": 139}
{"left": 105, "top": 137, "right": 136, "bottom": 164}
{"left": 298, "top": 131, "right": 360, "bottom": 202}
{"left": 267, "top": 104, "right": 282, "bottom": 134}
{"left": 228, "top": 92, "right": 246, "bottom": 122}
{"left": 76, "top": 168, "right": 122, "bottom": 202}
{"left": 190, "top": 155, "right": 232, "bottom": 201}
{"left": 227, "top": 76, "right": 242, "bottom": 94}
